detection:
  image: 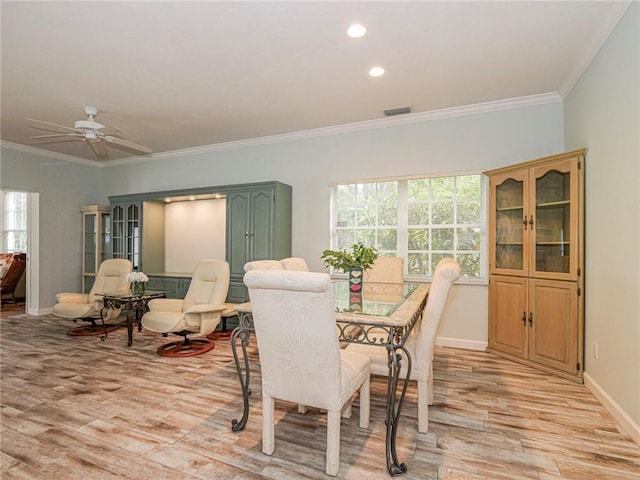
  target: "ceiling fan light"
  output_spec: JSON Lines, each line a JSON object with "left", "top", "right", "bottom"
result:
{"left": 84, "top": 132, "right": 98, "bottom": 140}
{"left": 347, "top": 23, "right": 366, "bottom": 38}
{"left": 369, "top": 66, "right": 385, "bottom": 77}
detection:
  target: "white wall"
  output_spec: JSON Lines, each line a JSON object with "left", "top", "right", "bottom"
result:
{"left": 102, "top": 102, "right": 564, "bottom": 346}
{"left": 0, "top": 146, "right": 103, "bottom": 312}
{"left": 565, "top": 3, "right": 639, "bottom": 431}
{"left": 164, "top": 198, "right": 226, "bottom": 273}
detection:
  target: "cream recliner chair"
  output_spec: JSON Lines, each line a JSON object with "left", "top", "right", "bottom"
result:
{"left": 141, "top": 259, "right": 229, "bottom": 357}
{"left": 244, "top": 269, "right": 371, "bottom": 477}
{"left": 348, "top": 258, "right": 460, "bottom": 433}
{"left": 53, "top": 258, "right": 132, "bottom": 336}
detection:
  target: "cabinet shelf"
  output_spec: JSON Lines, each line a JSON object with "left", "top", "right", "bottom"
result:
{"left": 496, "top": 205, "right": 524, "bottom": 212}
{"left": 537, "top": 200, "right": 570, "bottom": 209}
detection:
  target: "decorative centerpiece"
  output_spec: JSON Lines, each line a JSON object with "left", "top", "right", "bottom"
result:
{"left": 321, "top": 242, "right": 378, "bottom": 311}
{"left": 127, "top": 271, "right": 149, "bottom": 296}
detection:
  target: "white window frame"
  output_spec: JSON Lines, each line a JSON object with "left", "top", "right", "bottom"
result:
{"left": 329, "top": 172, "right": 487, "bottom": 284}
{"left": 2, "top": 190, "right": 29, "bottom": 253}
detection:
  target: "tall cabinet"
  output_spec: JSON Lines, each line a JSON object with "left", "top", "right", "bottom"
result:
{"left": 81, "top": 205, "right": 111, "bottom": 293}
{"left": 110, "top": 199, "right": 164, "bottom": 273}
{"left": 485, "top": 149, "right": 585, "bottom": 382}
{"left": 226, "top": 182, "right": 292, "bottom": 302}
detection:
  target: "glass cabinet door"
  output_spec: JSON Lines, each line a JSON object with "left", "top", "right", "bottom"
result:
{"left": 82, "top": 205, "right": 110, "bottom": 293}
{"left": 531, "top": 158, "right": 579, "bottom": 279}
{"left": 112, "top": 204, "right": 125, "bottom": 259}
{"left": 126, "top": 203, "right": 140, "bottom": 270}
{"left": 491, "top": 170, "right": 529, "bottom": 275}
{"left": 84, "top": 213, "right": 97, "bottom": 275}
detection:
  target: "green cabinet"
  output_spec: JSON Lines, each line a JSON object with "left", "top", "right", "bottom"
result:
{"left": 110, "top": 200, "right": 164, "bottom": 273}
{"left": 109, "top": 181, "right": 291, "bottom": 304}
{"left": 111, "top": 200, "right": 142, "bottom": 270}
{"left": 226, "top": 183, "right": 292, "bottom": 302}
{"left": 147, "top": 275, "right": 191, "bottom": 299}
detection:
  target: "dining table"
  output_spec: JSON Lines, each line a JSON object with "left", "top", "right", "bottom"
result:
{"left": 229, "top": 280, "right": 429, "bottom": 476}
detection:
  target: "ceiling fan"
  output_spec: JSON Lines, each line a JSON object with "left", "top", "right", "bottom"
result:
{"left": 28, "top": 107, "right": 152, "bottom": 159}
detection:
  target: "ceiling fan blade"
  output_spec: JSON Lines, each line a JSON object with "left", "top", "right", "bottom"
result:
{"left": 30, "top": 133, "right": 83, "bottom": 139}
{"left": 27, "top": 118, "right": 78, "bottom": 133}
{"left": 104, "top": 136, "right": 152, "bottom": 155}
{"left": 89, "top": 139, "right": 109, "bottom": 159}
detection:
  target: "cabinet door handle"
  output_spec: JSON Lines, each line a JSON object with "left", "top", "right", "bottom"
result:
{"left": 528, "top": 312, "right": 533, "bottom": 327}
{"left": 523, "top": 217, "right": 528, "bottom": 230}
{"left": 522, "top": 311, "right": 527, "bottom": 326}
{"left": 529, "top": 215, "right": 534, "bottom": 226}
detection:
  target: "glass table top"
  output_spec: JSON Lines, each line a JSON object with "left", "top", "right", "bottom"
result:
{"left": 331, "top": 281, "right": 419, "bottom": 317}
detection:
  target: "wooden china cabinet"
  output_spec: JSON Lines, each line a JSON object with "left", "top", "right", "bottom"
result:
{"left": 485, "top": 149, "right": 585, "bottom": 382}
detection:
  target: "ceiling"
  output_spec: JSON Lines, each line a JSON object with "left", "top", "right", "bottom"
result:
{"left": 0, "top": 1, "right": 631, "bottom": 165}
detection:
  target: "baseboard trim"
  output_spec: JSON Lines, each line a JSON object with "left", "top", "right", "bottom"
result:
{"left": 584, "top": 372, "right": 640, "bottom": 447}
{"left": 436, "top": 337, "right": 487, "bottom": 351}
{"left": 30, "top": 307, "right": 53, "bottom": 316}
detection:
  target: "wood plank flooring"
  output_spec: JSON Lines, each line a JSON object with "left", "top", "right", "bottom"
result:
{"left": 1, "top": 313, "right": 639, "bottom": 479}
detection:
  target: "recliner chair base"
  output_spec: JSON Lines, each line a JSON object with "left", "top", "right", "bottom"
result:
{"left": 156, "top": 337, "right": 215, "bottom": 357}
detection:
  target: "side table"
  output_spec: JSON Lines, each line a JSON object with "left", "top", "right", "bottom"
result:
{"left": 99, "top": 291, "right": 168, "bottom": 346}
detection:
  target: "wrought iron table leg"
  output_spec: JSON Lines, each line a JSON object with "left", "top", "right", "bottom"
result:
{"left": 385, "top": 345, "right": 412, "bottom": 475}
{"left": 231, "top": 325, "right": 252, "bottom": 432}
{"left": 99, "top": 307, "right": 109, "bottom": 342}
{"left": 126, "top": 309, "right": 134, "bottom": 346}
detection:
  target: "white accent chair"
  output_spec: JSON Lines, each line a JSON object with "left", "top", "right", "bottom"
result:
{"left": 363, "top": 256, "right": 404, "bottom": 284}
{"left": 141, "top": 259, "right": 230, "bottom": 357}
{"left": 53, "top": 258, "right": 132, "bottom": 336}
{"left": 244, "top": 269, "right": 371, "bottom": 476}
{"left": 348, "top": 258, "right": 460, "bottom": 433}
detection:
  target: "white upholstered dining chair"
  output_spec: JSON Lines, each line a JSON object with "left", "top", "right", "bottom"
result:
{"left": 279, "top": 256, "right": 310, "bottom": 271}
{"left": 348, "top": 258, "right": 460, "bottom": 433}
{"left": 243, "top": 269, "right": 371, "bottom": 476}
{"left": 363, "top": 256, "right": 404, "bottom": 284}
{"left": 141, "top": 259, "right": 229, "bottom": 357}
{"left": 53, "top": 258, "right": 132, "bottom": 335}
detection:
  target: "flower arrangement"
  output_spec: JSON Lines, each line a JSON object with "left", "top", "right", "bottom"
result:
{"left": 126, "top": 271, "right": 149, "bottom": 283}
{"left": 321, "top": 242, "right": 378, "bottom": 273}
{"left": 127, "top": 271, "right": 149, "bottom": 296}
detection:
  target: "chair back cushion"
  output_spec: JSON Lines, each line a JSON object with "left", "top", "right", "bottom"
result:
{"left": 410, "top": 258, "right": 460, "bottom": 369}
{"left": 244, "top": 260, "right": 283, "bottom": 272}
{"left": 364, "top": 256, "right": 404, "bottom": 284}
{"left": 280, "top": 257, "right": 310, "bottom": 272}
{"left": 183, "top": 259, "right": 230, "bottom": 311}
{"left": 89, "top": 259, "right": 133, "bottom": 303}
{"left": 244, "top": 269, "right": 342, "bottom": 409}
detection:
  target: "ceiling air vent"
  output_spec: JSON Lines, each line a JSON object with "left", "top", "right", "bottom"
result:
{"left": 384, "top": 106, "right": 412, "bottom": 117}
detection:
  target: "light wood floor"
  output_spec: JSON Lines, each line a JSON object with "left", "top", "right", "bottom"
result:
{"left": 1, "top": 313, "right": 639, "bottom": 479}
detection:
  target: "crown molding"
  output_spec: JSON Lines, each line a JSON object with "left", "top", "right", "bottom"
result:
{"left": 149, "top": 92, "right": 562, "bottom": 162}
{"left": 0, "top": 140, "right": 98, "bottom": 167}
{"left": 2, "top": 92, "right": 563, "bottom": 168}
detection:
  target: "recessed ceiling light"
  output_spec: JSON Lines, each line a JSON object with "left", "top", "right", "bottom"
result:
{"left": 369, "top": 66, "right": 385, "bottom": 77}
{"left": 347, "top": 23, "right": 366, "bottom": 38}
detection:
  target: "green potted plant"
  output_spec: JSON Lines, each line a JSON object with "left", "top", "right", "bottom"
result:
{"left": 321, "top": 242, "right": 378, "bottom": 277}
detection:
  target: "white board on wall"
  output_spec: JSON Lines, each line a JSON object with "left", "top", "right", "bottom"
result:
{"left": 164, "top": 198, "right": 226, "bottom": 273}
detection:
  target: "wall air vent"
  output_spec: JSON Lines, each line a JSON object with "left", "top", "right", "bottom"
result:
{"left": 384, "top": 106, "right": 412, "bottom": 117}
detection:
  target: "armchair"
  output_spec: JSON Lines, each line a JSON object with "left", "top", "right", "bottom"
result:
{"left": 244, "top": 269, "right": 370, "bottom": 476}
{"left": 348, "top": 258, "right": 460, "bottom": 433}
{"left": 0, "top": 253, "right": 27, "bottom": 305}
{"left": 142, "top": 259, "right": 230, "bottom": 357}
{"left": 53, "top": 258, "right": 132, "bottom": 336}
